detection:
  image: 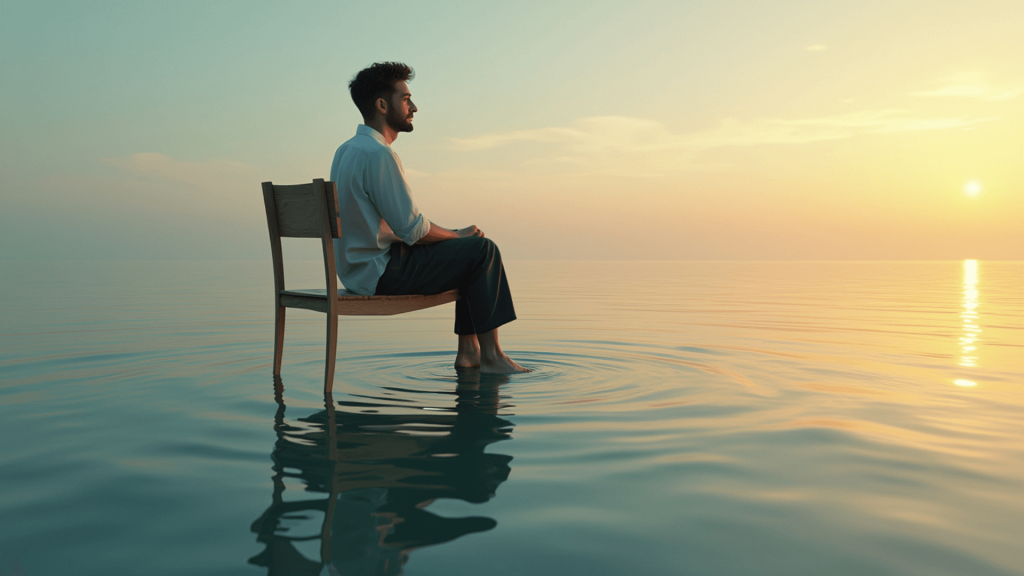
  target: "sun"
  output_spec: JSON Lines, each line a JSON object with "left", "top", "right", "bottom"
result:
{"left": 964, "top": 180, "right": 982, "bottom": 196}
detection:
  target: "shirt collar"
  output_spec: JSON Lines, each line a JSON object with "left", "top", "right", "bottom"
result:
{"left": 357, "top": 124, "right": 388, "bottom": 146}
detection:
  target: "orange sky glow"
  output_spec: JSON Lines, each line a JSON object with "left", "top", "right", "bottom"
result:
{"left": 1, "top": 0, "right": 1021, "bottom": 260}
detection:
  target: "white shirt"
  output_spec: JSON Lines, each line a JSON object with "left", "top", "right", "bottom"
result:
{"left": 330, "top": 125, "right": 430, "bottom": 294}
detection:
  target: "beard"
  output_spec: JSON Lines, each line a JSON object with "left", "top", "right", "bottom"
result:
{"left": 385, "top": 107, "right": 414, "bottom": 133}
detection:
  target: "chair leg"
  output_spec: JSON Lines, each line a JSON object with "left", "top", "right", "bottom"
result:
{"left": 273, "top": 305, "right": 286, "bottom": 376}
{"left": 324, "top": 313, "right": 338, "bottom": 393}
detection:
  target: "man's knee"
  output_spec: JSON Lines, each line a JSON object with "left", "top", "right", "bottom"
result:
{"left": 455, "top": 237, "right": 501, "bottom": 269}
{"left": 455, "top": 236, "right": 497, "bottom": 254}
{"left": 476, "top": 237, "right": 500, "bottom": 259}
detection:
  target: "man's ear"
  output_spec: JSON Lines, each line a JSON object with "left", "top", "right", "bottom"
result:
{"left": 374, "top": 97, "right": 388, "bottom": 116}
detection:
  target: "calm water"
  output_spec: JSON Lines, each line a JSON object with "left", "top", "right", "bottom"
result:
{"left": 1, "top": 260, "right": 1022, "bottom": 576}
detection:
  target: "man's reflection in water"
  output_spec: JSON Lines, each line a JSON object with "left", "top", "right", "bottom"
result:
{"left": 250, "top": 373, "right": 514, "bottom": 576}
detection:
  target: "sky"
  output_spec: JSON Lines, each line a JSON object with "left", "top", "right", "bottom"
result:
{"left": 1, "top": 0, "right": 1021, "bottom": 261}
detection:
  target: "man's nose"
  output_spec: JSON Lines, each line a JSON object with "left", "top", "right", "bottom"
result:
{"left": 410, "top": 101, "right": 418, "bottom": 112}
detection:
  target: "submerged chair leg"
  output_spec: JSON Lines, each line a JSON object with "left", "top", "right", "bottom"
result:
{"left": 324, "top": 313, "right": 338, "bottom": 393}
{"left": 273, "top": 305, "right": 286, "bottom": 376}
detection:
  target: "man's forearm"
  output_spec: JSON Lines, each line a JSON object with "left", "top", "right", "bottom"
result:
{"left": 415, "top": 222, "right": 459, "bottom": 244}
{"left": 415, "top": 222, "right": 484, "bottom": 244}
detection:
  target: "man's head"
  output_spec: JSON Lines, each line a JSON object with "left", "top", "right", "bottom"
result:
{"left": 349, "top": 62, "right": 417, "bottom": 133}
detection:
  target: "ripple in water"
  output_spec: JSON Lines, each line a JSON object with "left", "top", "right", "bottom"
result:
{"left": 1, "top": 260, "right": 1022, "bottom": 576}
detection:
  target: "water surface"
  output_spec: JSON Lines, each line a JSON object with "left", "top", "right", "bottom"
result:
{"left": 1, "top": 260, "right": 1022, "bottom": 575}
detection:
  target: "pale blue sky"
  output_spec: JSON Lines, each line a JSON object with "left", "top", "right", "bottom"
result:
{"left": 2, "top": 0, "right": 1021, "bottom": 260}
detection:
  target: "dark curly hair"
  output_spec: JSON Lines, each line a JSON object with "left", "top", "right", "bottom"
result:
{"left": 348, "top": 62, "right": 415, "bottom": 121}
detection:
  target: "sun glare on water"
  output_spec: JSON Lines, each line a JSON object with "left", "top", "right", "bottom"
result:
{"left": 964, "top": 180, "right": 982, "bottom": 196}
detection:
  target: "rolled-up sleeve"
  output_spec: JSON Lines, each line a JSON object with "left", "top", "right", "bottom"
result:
{"left": 366, "top": 149, "right": 430, "bottom": 245}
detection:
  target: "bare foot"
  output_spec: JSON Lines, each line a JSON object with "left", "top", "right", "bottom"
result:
{"left": 480, "top": 353, "right": 530, "bottom": 374}
{"left": 455, "top": 334, "right": 481, "bottom": 369}
{"left": 474, "top": 329, "right": 529, "bottom": 373}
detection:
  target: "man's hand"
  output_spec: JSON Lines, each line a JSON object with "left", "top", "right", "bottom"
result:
{"left": 456, "top": 226, "right": 484, "bottom": 239}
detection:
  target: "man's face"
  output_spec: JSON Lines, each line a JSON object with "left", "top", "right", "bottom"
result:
{"left": 384, "top": 80, "right": 417, "bottom": 133}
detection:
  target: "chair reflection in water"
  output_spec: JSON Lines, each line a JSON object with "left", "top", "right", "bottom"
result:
{"left": 249, "top": 374, "right": 514, "bottom": 576}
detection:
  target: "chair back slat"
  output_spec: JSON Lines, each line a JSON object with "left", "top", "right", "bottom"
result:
{"left": 271, "top": 182, "right": 341, "bottom": 239}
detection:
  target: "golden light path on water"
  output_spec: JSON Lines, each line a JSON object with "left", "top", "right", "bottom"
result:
{"left": 957, "top": 259, "right": 980, "bottom": 387}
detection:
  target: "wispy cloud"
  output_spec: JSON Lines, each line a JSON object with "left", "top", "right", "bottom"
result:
{"left": 804, "top": 44, "right": 828, "bottom": 51}
{"left": 97, "top": 153, "right": 263, "bottom": 217}
{"left": 449, "top": 112, "right": 996, "bottom": 175}
{"left": 102, "top": 153, "right": 260, "bottom": 188}
{"left": 913, "top": 72, "right": 1023, "bottom": 101}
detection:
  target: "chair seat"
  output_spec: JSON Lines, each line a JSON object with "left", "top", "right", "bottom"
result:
{"left": 279, "top": 288, "right": 459, "bottom": 316}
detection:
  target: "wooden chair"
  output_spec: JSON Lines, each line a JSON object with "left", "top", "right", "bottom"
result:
{"left": 262, "top": 179, "right": 459, "bottom": 393}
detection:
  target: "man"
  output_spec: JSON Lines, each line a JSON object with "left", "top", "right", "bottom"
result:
{"left": 330, "top": 62, "right": 527, "bottom": 374}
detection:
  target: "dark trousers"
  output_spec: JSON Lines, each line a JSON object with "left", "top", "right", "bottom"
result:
{"left": 375, "top": 237, "right": 517, "bottom": 335}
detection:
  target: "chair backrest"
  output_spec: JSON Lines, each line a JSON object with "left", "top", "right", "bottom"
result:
{"left": 263, "top": 179, "right": 341, "bottom": 239}
{"left": 262, "top": 179, "right": 341, "bottom": 301}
